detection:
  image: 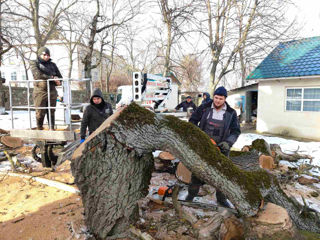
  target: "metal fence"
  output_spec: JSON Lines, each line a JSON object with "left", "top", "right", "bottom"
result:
{"left": 8, "top": 78, "right": 92, "bottom": 130}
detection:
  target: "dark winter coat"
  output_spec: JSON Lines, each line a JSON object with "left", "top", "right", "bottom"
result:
{"left": 30, "top": 58, "right": 62, "bottom": 113}
{"left": 201, "top": 92, "right": 211, "bottom": 105}
{"left": 80, "top": 89, "right": 113, "bottom": 139}
{"left": 189, "top": 100, "right": 240, "bottom": 147}
{"left": 175, "top": 100, "right": 197, "bottom": 112}
{"left": 30, "top": 58, "right": 62, "bottom": 92}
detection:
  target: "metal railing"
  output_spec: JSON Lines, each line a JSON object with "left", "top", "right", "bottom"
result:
{"left": 8, "top": 78, "right": 92, "bottom": 131}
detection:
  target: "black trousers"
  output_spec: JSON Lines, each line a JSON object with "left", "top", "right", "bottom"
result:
{"left": 186, "top": 150, "right": 230, "bottom": 207}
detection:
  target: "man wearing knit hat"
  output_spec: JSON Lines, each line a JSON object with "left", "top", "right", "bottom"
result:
{"left": 30, "top": 46, "right": 62, "bottom": 130}
{"left": 186, "top": 86, "right": 241, "bottom": 207}
{"left": 174, "top": 96, "right": 197, "bottom": 112}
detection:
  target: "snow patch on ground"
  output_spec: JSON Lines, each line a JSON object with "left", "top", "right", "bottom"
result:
{"left": 292, "top": 183, "right": 320, "bottom": 212}
{"left": 233, "top": 133, "right": 320, "bottom": 167}
{"left": 0, "top": 105, "right": 82, "bottom": 130}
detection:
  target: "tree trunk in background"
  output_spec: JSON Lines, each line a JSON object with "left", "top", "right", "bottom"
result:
{"left": 71, "top": 103, "right": 320, "bottom": 238}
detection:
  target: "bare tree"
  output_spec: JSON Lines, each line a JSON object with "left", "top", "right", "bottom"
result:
{"left": 202, "top": 0, "right": 258, "bottom": 92}
{"left": 157, "top": 0, "right": 197, "bottom": 77}
{"left": 174, "top": 54, "right": 202, "bottom": 92}
{"left": 121, "top": 25, "right": 161, "bottom": 75}
{"left": 81, "top": 0, "right": 140, "bottom": 96}
{"left": 0, "top": 0, "right": 13, "bottom": 72}
{"left": 7, "top": 0, "right": 78, "bottom": 51}
{"left": 59, "top": 10, "right": 88, "bottom": 78}
{"left": 0, "top": 0, "right": 14, "bottom": 108}
{"left": 193, "top": 0, "right": 297, "bottom": 91}
{"left": 236, "top": 0, "right": 297, "bottom": 87}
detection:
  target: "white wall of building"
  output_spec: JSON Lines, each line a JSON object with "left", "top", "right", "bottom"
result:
{"left": 0, "top": 41, "right": 108, "bottom": 89}
{"left": 257, "top": 78, "right": 320, "bottom": 140}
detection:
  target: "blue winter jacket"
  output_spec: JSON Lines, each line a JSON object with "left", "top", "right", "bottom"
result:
{"left": 201, "top": 92, "right": 211, "bottom": 105}
{"left": 189, "top": 99, "right": 241, "bottom": 147}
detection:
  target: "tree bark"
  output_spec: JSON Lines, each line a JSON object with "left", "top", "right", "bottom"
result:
{"left": 72, "top": 132, "right": 154, "bottom": 239}
{"left": 71, "top": 103, "right": 320, "bottom": 239}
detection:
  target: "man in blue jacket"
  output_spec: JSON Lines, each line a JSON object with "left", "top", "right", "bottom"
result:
{"left": 187, "top": 86, "right": 241, "bottom": 207}
{"left": 201, "top": 92, "right": 211, "bottom": 105}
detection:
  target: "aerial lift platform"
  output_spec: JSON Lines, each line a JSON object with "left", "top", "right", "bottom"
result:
{"left": 8, "top": 78, "right": 92, "bottom": 167}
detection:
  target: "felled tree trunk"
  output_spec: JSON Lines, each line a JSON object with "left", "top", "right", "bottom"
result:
{"left": 71, "top": 103, "right": 320, "bottom": 239}
{"left": 71, "top": 133, "right": 154, "bottom": 239}
{"left": 251, "top": 139, "right": 313, "bottom": 162}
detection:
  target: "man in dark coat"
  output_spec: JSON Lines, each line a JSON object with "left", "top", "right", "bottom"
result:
{"left": 80, "top": 88, "right": 113, "bottom": 143}
{"left": 174, "top": 96, "right": 196, "bottom": 112}
{"left": 30, "top": 47, "right": 62, "bottom": 130}
{"left": 187, "top": 86, "right": 241, "bottom": 207}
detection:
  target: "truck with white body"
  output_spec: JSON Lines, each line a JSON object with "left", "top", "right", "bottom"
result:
{"left": 116, "top": 72, "right": 179, "bottom": 112}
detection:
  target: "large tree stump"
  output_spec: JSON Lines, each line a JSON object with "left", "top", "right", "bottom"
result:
{"left": 71, "top": 103, "right": 320, "bottom": 239}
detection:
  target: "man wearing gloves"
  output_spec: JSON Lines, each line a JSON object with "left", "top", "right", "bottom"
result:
{"left": 80, "top": 88, "right": 113, "bottom": 143}
{"left": 187, "top": 86, "right": 241, "bottom": 207}
{"left": 30, "top": 47, "right": 62, "bottom": 130}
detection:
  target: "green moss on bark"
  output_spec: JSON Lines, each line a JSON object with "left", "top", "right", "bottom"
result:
{"left": 252, "top": 139, "right": 270, "bottom": 155}
{"left": 163, "top": 115, "right": 268, "bottom": 206}
{"left": 229, "top": 151, "right": 252, "bottom": 158}
{"left": 299, "top": 230, "right": 320, "bottom": 240}
{"left": 117, "top": 104, "right": 273, "bottom": 207}
{"left": 117, "top": 103, "right": 156, "bottom": 128}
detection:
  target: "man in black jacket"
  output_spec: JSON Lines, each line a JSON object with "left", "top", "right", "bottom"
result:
{"left": 187, "top": 86, "right": 241, "bottom": 207}
{"left": 174, "top": 96, "right": 196, "bottom": 112}
{"left": 30, "top": 47, "right": 62, "bottom": 130}
{"left": 80, "top": 88, "right": 113, "bottom": 143}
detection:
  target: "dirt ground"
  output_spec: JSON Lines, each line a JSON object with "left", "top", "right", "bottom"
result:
{"left": 1, "top": 138, "right": 320, "bottom": 240}
{"left": 0, "top": 170, "right": 85, "bottom": 240}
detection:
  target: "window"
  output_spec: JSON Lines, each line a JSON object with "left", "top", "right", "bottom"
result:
{"left": 286, "top": 87, "right": 320, "bottom": 112}
{"left": 20, "top": 70, "right": 27, "bottom": 80}
{"left": 11, "top": 71, "right": 17, "bottom": 80}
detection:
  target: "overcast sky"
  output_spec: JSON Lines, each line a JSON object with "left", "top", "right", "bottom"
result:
{"left": 290, "top": 0, "right": 320, "bottom": 37}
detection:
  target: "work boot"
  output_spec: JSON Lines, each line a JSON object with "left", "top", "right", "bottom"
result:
{"left": 186, "top": 175, "right": 204, "bottom": 201}
{"left": 216, "top": 189, "right": 231, "bottom": 208}
{"left": 186, "top": 184, "right": 200, "bottom": 201}
{"left": 36, "top": 117, "right": 44, "bottom": 130}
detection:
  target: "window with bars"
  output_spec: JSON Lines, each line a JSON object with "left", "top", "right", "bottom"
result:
{"left": 286, "top": 87, "right": 320, "bottom": 112}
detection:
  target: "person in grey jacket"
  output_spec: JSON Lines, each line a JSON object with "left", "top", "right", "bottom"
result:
{"left": 80, "top": 88, "right": 113, "bottom": 143}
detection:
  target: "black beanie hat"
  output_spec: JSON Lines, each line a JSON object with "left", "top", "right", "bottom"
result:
{"left": 38, "top": 47, "right": 50, "bottom": 57}
{"left": 214, "top": 86, "right": 227, "bottom": 97}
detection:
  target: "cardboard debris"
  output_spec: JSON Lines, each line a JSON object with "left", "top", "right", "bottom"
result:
{"left": 0, "top": 136, "right": 24, "bottom": 148}
{"left": 0, "top": 128, "right": 9, "bottom": 135}
{"left": 176, "top": 162, "right": 192, "bottom": 184}
{"left": 158, "top": 151, "right": 175, "bottom": 161}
